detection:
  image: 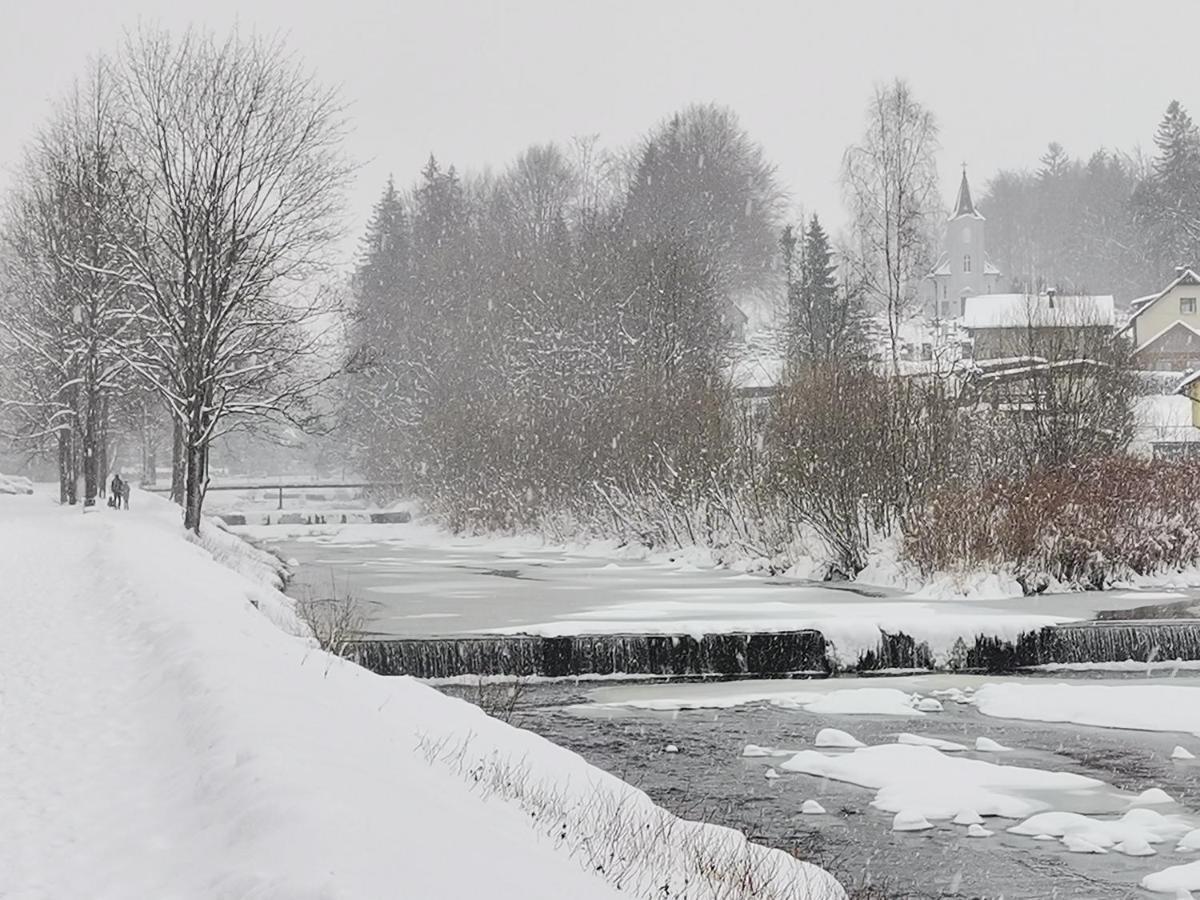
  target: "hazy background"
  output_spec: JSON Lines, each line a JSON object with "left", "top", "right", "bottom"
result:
{"left": 2, "top": 0, "right": 1194, "bottom": 257}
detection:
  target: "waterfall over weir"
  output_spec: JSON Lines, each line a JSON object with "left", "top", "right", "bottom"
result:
{"left": 345, "top": 620, "right": 1200, "bottom": 680}
{"left": 346, "top": 631, "right": 831, "bottom": 679}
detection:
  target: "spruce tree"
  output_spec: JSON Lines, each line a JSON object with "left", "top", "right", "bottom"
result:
{"left": 1151, "top": 100, "right": 1200, "bottom": 185}
{"left": 1134, "top": 101, "right": 1200, "bottom": 275}
{"left": 346, "top": 178, "right": 413, "bottom": 483}
{"left": 788, "top": 214, "right": 867, "bottom": 365}
{"left": 356, "top": 177, "right": 410, "bottom": 311}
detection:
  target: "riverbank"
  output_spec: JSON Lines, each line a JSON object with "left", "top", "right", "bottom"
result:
{"left": 0, "top": 490, "right": 843, "bottom": 900}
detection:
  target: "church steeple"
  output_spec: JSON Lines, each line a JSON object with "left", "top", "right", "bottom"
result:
{"left": 924, "top": 163, "right": 1001, "bottom": 318}
{"left": 951, "top": 166, "right": 982, "bottom": 220}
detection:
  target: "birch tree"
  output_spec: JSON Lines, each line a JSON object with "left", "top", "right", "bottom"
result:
{"left": 842, "top": 79, "right": 941, "bottom": 373}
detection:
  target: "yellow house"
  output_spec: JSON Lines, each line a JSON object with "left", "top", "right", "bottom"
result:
{"left": 1178, "top": 369, "right": 1200, "bottom": 429}
{"left": 1123, "top": 267, "right": 1200, "bottom": 371}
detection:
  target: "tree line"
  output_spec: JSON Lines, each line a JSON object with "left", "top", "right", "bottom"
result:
{"left": 343, "top": 106, "right": 787, "bottom": 531}
{"left": 0, "top": 28, "right": 349, "bottom": 530}
{"left": 344, "top": 80, "right": 1148, "bottom": 586}
{"left": 981, "top": 100, "right": 1200, "bottom": 300}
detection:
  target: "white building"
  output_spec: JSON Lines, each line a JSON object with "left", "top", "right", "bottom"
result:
{"left": 923, "top": 169, "right": 1004, "bottom": 320}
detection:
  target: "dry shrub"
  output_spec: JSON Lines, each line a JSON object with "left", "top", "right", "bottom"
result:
{"left": 903, "top": 455, "right": 1200, "bottom": 591}
{"left": 765, "top": 363, "right": 964, "bottom": 577}
{"left": 296, "top": 580, "right": 366, "bottom": 656}
{"left": 415, "top": 732, "right": 842, "bottom": 900}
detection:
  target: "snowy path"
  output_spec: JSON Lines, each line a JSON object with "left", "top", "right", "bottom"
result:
{"left": 0, "top": 503, "right": 209, "bottom": 896}
{"left": 0, "top": 497, "right": 626, "bottom": 899}
{"left": 0, "top": 494, "right": 842, "bottom": 900}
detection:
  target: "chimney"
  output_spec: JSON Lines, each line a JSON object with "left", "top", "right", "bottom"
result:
{"left": 1047, "top": 288, "right": 1056, "bottom": 309}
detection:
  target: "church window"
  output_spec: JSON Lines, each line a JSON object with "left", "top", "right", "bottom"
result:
{"left": 1182, "top": 297, "right": 1197, "bottom": 315}
{"left": 963, "top": 254, "right": 972, "bottom": 274}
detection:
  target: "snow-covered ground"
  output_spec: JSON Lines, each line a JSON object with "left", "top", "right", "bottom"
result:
{"left": 0, "top": 491, "right": 843, "bottom": 900}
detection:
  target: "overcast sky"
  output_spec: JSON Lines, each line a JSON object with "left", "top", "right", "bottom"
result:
{"left": 2, "top": 0, "right": 1196, "bottom": 260}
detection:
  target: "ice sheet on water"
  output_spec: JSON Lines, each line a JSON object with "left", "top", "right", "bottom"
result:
{"left": 1010, "top": 809, "right": 1193, "bottom": 857}
{"left": 814, "top": 728, "right": 865, "bottom": 749}
{"left": 895, "top": 733, "right": 966, "bottom": 751}
{"left": 780, "top": 743, "right": 1106, "bottom": 820}
{"left": 974, "top": 683, "right": 1200, "bottom": 736}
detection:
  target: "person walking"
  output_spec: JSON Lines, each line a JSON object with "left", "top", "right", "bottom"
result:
{"left": 109, "top": 474, "right": 123, "bottom": 509}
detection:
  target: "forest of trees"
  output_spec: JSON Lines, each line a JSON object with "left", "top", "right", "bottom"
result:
{"left": 342, "top": 105, "right": 785, "bottom": 532}
{"left": 980, "top": 100, "right": 1200, "bottom": 300}
{"left": 341, "top": 79, "right": 1167, "bottom": 586}
{"left": 1, "top": 34, "right": 1197, "bottom": 589}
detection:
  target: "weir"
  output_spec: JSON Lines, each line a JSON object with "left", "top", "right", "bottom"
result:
{"left": 346, "top": 619, "right": 1200, "bottom": 679}
{"left": 346, "top": 630, "right": 831, "bottom": 679}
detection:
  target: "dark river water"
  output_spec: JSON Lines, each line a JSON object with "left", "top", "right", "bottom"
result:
{"left": 435, "top": 679, "right": 1200, "bottom": 900}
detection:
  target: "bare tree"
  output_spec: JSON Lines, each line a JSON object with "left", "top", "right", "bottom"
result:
{"left": 0, "top": 61, "right": 134, "bottom": 505}
{"left": 842, "top": 79, "right": 942, "bottom": 374}
{"left": 965, "top": 298, "right": 1135, "bottom": 473}
{"left": 112, "top": 28, "right": 351, "bottom": 531}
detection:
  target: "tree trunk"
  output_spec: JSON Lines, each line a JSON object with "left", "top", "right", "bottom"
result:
{"left": 183, "top": 439, "right": 206, "bottom": 533}
{"left": 140, "top": 401, "right": 157, "bottom": 486}
{"left": 57, "top": 429, "right": 71, "bottom": 505}
{"left": 82, "top": 382, "right": 99, "bottom": 507}
{"left": 170, "top": 419, "right": 185, "bottom": 504}
{"left": 98, "top": 396, "right": 109, "bottom": 497}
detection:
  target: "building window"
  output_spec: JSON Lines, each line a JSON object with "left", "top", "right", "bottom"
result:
{"left": 1182, "top": 297, "right": 1197, "bottom": 315}
{"left": 963, "top": 254, "right": 972, "bottom": 274}
{"left": 1154, "top": 442, "right": 1200, "bottom": 462}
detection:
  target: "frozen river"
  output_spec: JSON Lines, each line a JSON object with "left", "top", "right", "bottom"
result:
{"left": 246, "top": 523, "right": 1200, "bottom": 651}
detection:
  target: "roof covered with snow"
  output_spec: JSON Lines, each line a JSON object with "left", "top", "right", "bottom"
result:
{"left": 1126, "top": 267, "right": 1200, "bottom": 327}
{"left": 1133, "top": 318, "right": 1200, "bottom": 355}
{"left": 961, "top": 293, "right": 1115, "bottom": 330}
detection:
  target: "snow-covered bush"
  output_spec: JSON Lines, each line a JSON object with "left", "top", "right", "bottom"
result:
{"left": 903, "top": 455, "right": 1200, "bottom": 591}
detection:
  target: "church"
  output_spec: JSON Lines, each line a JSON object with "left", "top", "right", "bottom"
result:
{"left": 923, "top": 169, "right": 1004, "bottom": 319}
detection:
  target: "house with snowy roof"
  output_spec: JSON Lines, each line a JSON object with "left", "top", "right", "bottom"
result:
{"left": 1121, "top": 267, "right": 1200, "bottom": 372}
{"left": 961, "top": 290, "right": 1116, "bottom": 361}
{"left": 922, "top": 168, "right": 1004, "bottom": 320}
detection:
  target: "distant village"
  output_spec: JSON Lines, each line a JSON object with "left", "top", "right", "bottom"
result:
{"left": 733, "top": 169, "right": 1200, "bottom": 463}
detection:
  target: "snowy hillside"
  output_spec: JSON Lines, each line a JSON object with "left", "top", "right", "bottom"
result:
{"left": 0, "top": 490, "right": 843, "bottom": 900}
